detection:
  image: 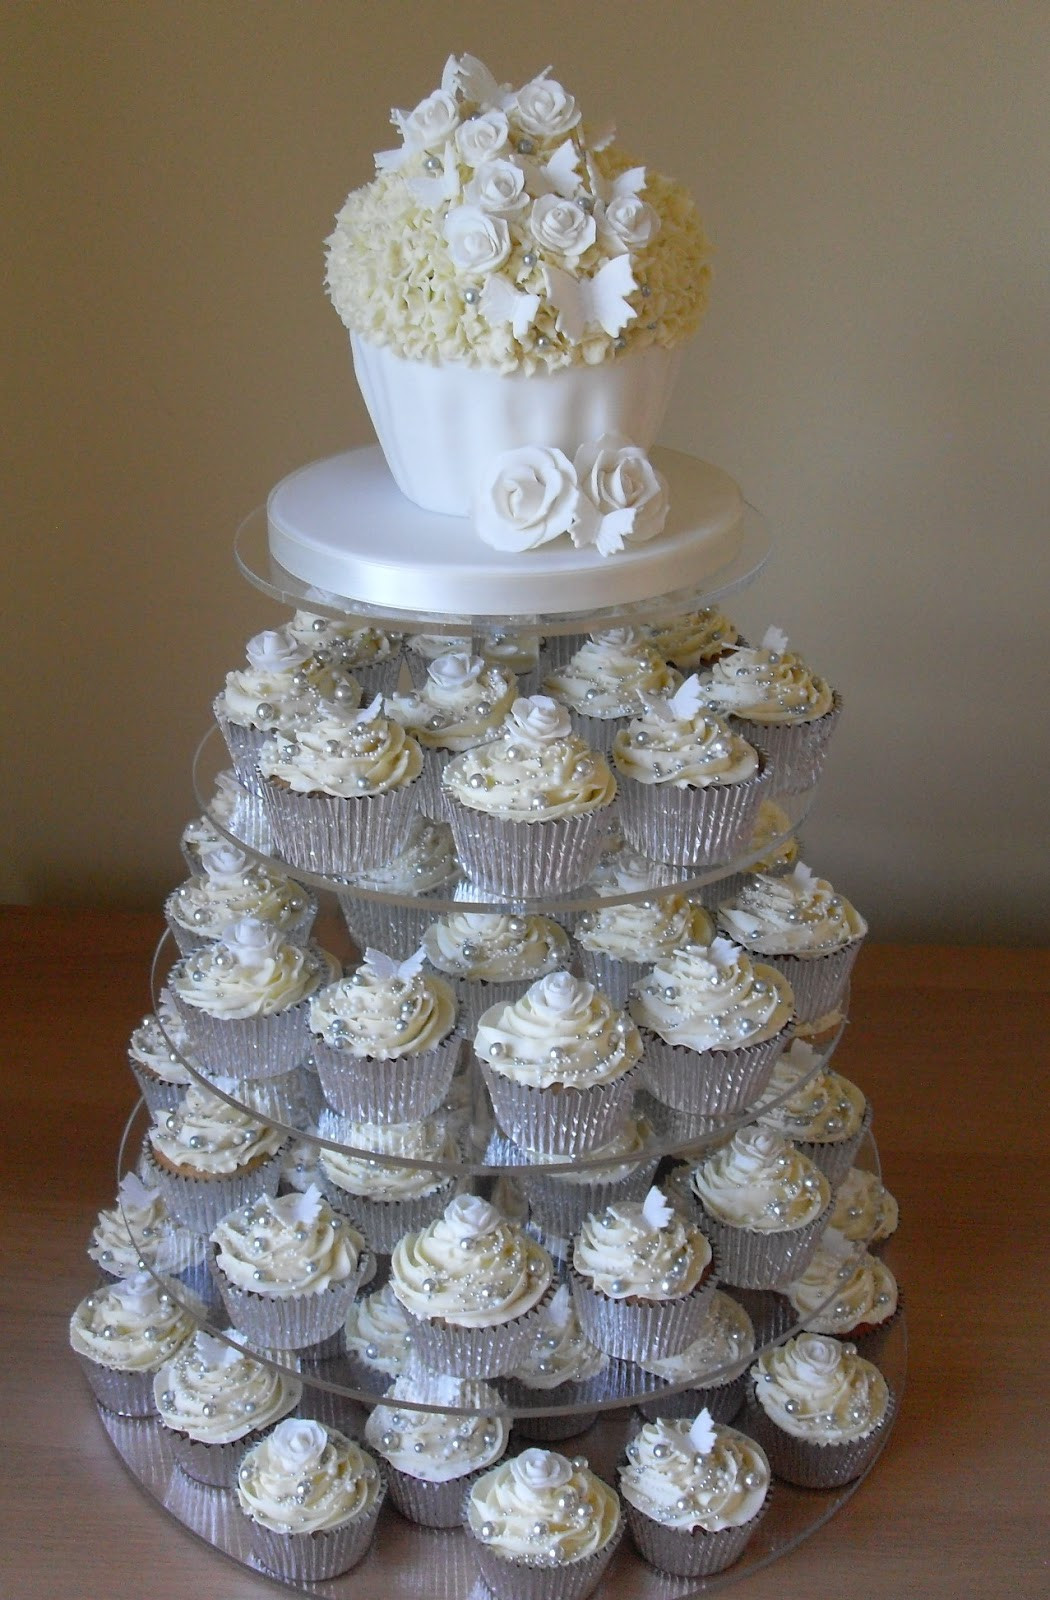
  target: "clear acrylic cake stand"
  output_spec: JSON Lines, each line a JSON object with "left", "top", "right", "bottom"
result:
{"left": 87, "top": 501, "right": 905, "bottom": 1594}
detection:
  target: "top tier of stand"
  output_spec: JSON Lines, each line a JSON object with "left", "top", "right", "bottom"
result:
{"left": 246, "top": 446, "right": 771, "bottom": 632}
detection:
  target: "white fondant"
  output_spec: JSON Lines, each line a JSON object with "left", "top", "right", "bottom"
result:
{"left": 351, "top": 336, "right": 679, "bottom": 514}
{"left": 268, "top": 445, "right": 743, "bottom": 617}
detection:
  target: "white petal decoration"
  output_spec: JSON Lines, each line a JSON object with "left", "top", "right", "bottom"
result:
{"left": 542, "top": 255, "right": 638, "bottom": 342}
{"left": 760, "top": 625, "right": 790, "bottom": 655}
{"left": 688, "top": 1408, "right": 719, "bottom": 1455}
{"left": 479, "top": 273, "right": 540, "bottom": 341}
{"left": 473, "top": 446, "right": 579, "bottom": 552}
{"left": 642, "top": 1186, "right": 674, "bottom": 1230}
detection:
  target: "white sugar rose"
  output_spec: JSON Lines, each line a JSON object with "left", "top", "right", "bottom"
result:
{"left": 598, "top": 195, "right": 662, "bottom": 251}
{"left": 400, "top": 89, "right": 460, "bottom": 151}
{"left": 473, "top": 445, "right": 579, "bottom": 552}
{"left": 510, "top": 1448, "right": 573, "bottom": 1492}
{"left": 427, "top": 652, "right": 485, "bottom": 691}
{"left": 464, "top": 158, "right": 530, "bottom": 218}
{"left": 221, "top": 917, "right": 284, "bottom": 964}
{"left": 531, "top": 971, "right": 596, "bottom": 1018}
{"left": 529, "top": 194, "right": 597, "bottom": 257}
{"left": 199, "top": 843, "right": 250, "bottom": 880}
{"left": 514, "top": 74, "right": 581, "bottom": 139}
{"left": 269, "top": 1418, "right": 328, "bottom": 1473}
{"left": 245, "top": 629, "right": 308, "bottom": 673}
{"left": 443, "top": 205, "right": 512, "bottom": 276}
{"left": 507, "top": 696, "right": 573, "bottom": 745}
{"left": 793, "top": 1333, "right": 845, "bottom": 1379}
{"left": 443, "top": 1194, "right": 502, "bottom": 1240}
{"left": 574, "top": 435, "right": 669, "bottom": 551}
{"left": 455, "top": 109, "right": 510, "bottom": 166}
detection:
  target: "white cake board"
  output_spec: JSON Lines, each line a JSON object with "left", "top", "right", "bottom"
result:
{"left": 267, "top": 446, "right": 744, "bottom": 617}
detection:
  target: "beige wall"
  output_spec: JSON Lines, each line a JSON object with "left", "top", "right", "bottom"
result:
{"left": 4, "top": 1, "right": 1048, "bottom": 940}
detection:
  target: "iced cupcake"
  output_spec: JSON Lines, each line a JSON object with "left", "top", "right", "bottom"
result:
{"left": 621, "top": 1408, "right": 769, "bottom": 1577}
{"left": 169, "top": 918, "right": 335, "bottom": 1080}
{"left": 574, "top": 893, "right": 713, "bottom": 1007}
{"left": 443, "top": 696, "right": 616, "bottom": 898}
{"left": 613, "top": 677, "right": 769, "bottom": 867}
{"left": 406, "top": 629, "right": 543, "bottom": 685}
{"left": 259, "top": 695, "right": 423, "bottom": 875}
{"left": 702, "top": 796, "right": 801, "bottom": 909}
{"left": 365, "top": 1372, "right": 508, "bottom": 1526}
{"left": 236, "top": 1419, "right": 383, "bottom": 1581}
{"left": 337, "top": 817, "right": 460, "bottom": 956}
{"left": 88, "top": 1171, "right": 210, "bottom": 1300}
{"left": 630, "top": 938, "right": 794, "bottom": 1117}
{"left": 70, "top": 1271, "right": 202, "bottom": 1416}
{"left": 315, "top": 1109, "right": 457, "bottom": 1253}
{"left": 571, "top": 1187, "right": 717, "bottom": 1362}
{"left": 744, "top": 1330, "right": 894, "bottom": 1486}
{"left": 701, "top": 627, "right": 841, "bottom": 793}
{"left": 686, "top": 1126, "right": 831, "bottom": 1289}
{"left": 423, "top": 910, "right": 571, "bottom": 1032}
{"left": 508, "top": 1117, "right": 659, "bottom": 1242}
{"left": 542, "top": 628, "right": 681, "bottom": 751}
{"left": 308, "top": 946, "right": 460, "bottom": 1122}
{"left": 784, "top": 1228, "right": 899, "bottom": 1345}
{"left": 127, "top": 992, "right": 197, "bottom": 1115}
{"left": 718, "top": 864, "right": 867, "bottom": 1031}
{"left": 474, "top": 971, "right": 643, "bottom": 1156}
{"left": 164, "top": 843, "right": 316, "bottom": 956}
{"left": 386, "top": 650, "right": 517, "bottom": 816}
{"left": 755, "top": 1040, "right": 870, "bottom": 1187}
{"left": 465, "top": 1446, "right": 623, "bottom": 1600}
{"left": 502, "top": 1283, "right": 609, "bottom": 1442}
{"left": 830, "top": 1167, "right": 900, "bottom": 1249}
{"left": 210, "top": 1184, "right": 373, "bottom": 1351}
{"left": 388, "top": 1194, "right": 553, "bottom": 1378}
{"left": 287, "top": 609, "right": 403, "bottom": 695}
{"left": 342, "top": 1282, "right": 413, "bottom": 1391}
{"left": 636, "top": 1290, "right": 755, "bottom": 1424}
{"left": 641, "top": 607, "right": 740, "bottom": 673}
{"left": 144, "top": 1083, "right": 286, "bottom": 1234}
{"left": 154, "top": 1328, "right": 301, "bottom": 1484}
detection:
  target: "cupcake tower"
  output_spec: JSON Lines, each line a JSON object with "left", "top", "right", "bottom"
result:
{"left": 75, "top": 48, "right": 903, "bottom": 1599}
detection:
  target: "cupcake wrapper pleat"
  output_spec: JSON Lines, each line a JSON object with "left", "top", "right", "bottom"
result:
{"left": 127, "top": 1061, "right": 188, "bottom": 1118}
{"left": 163, "top": 893, "right": 317, "bottom": 958}
{"left": 261, "top": 779, "right": 420, "bottom": 876}
{"left": 212, "top": 704, "right": 269, "bottom": 796}
{"left": 453, "top": 976, "right": 538, "bottom": 1036}
{"left": 640, "top": 1026, "right": 789, "bottom": 1118}
{"left": 403, "top": 1289, "right": 552, "bottom": 1381}
{"left": 567, "top": 710, "right": 630, "bottom": 754}
{"left": 247, "top": 1483, "right": 384, "bottom": 1581}
{"left": 570, "top": 1266, "right": 719, "bottom": 1362}
{"left": 538, "top": 633, "right": 587, "bottom": 675}
{"left": 448, "top": 805, "right": 613, "bottom": 900}
{"left": 636, "top": 1370, "right": 748, "bottom": 1426}
{"left": 509, "top": 1406, "right": 599, "bottom": 1442}
{"left": 469, "top": 1507, "right": 623, "bottom": 1600}
{"left": 317, "top": 1175, "right": 457, "bottom": 1256}
{"left": 741, "top": 1382, "right": 896, "bottom": 1488}
{"left": 385, "top": 1460, "right": 495, "bottom": 1528}
{"left": 77, "top": 1354, "right": 159, "bottom": 1418}
{"left": 755, "top": 938, "right": 863, "bottom": 1024}
{"left": 210, "top": 1252, "right": 375, "bottom": 1351}
{"left": 313, "top": 1032, "right": 462, "bottom": 1122}
{"left": 517, "top": 1157, "right": 661, "bottom": 1240}
{"left": 171, "top": 1428, "right": 260, "bottom": 1488}
{"left": 170, "top": 988, "right": 314, "bottom": 1081}
{"left": 480, "top": 1061, "right": 639, "bottom": 1157}
{"left": 794, "top": 1101, "right": 873, "bottom": 1191}
{"left": 575, "top": 950, "right": 649, "bottom": 1010}
{"left": 696, "top": 1201, "right": 832, "bottom": 1291}
{"left": 625, "top": 1495, "right": 767, "bottom": 1578}
{"left": 616, "top": 764, "right": 771, "bottom": 868}
{"left": 142, "top": 1143, "right": 285, "bottom": 1236}
{"left": 730, "top": 692, "right": 842, "bottom": 796}
{"left": 337, "top": 893, "right": 448, "bottom": 960}
{"left": 352, "top": 655, "right": 404, "bottom": 698}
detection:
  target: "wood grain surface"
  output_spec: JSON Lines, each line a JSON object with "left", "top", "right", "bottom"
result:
{"left": 3, "top": 906, "right": 1047, "bottom": 1598}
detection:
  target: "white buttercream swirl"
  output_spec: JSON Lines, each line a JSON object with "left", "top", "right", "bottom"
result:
{"left": 613, "top": 705, "right": 758, "bottom": 788}
{"left": 443, "top": 698, "right": 615, "bottom": 821}
{"left": 218, "top": 628, "right": 358, "bottom": 731}
{"left": 259, "top": 705, "right": 422, "bottom": 796}
{"left": 785, "top": 1231, "right": 898, "bottom": 1334}
{"left": 168, "top": 849, "right": 309, "bottom": 938}
{"left": 543, "top": 631, "right": 679, "bottom": 720}
{"left": 643, "top": 609, "right": 739, "bottom": 671}
{"left": 344, "top": 1284, "right": 413, "bottom": 1375}
{"left": 286, "top": 611, "right": 399, "bottom": 666}
{"left": 129, "top": 1001, "right": 194, "bottom": 1085}
{"left": 423, "top": 911, "right": 570, "bottom": 981}
{"left": 752, "top": 1331, "right": 889, "bottom": 1442}
{"left": 475, "top": 970, "right": 642, "bottom": 1089}
{"left": 704, "top": 641, "right": 834, "bottom": 724}
{"left": 309, "top": 961, "right": 456, "bottom": 1060}
{"left": 521, "top": 1116, "right": 650, "bottom": 1186}
{"left": 630, "top": 942, "right": 794, "bottom": 1051}
{"left": 718, "top": 867, "right": 867, "bottom": 954}
{"left": 211, "top": 1187, "right": 365, "bottom": 1297}
{"left": 365, "top": 1374, "right": 507, "bottom": 1481}
{"left": 237, "top": 1422, "right": 381, "bottom": 1534}
{"left": 89, "top": 1174, "right": 206, "bottom": 1277}
{"left": 829, "top": 1168, "right": 899, "bottom": 1245}
{"left": 389, "top": 1195, "right": 552, "bottom": 1328}
{"left": 466, "top": 1449, "right": 620, "bottom": 1564}
{"left": 70, "top": 1272, "right": 200, "bottom": 1371}
{"left": 386, "top": 655, "right": 517, "bottom": 751}
{"left": 756, "top": 1042, "right": 866, "bottom": 1143}
{"left": 574, "top": 894, "right": 712, "bottom": 962}
{"left": 515, "top": 1284, "right": 608, "bottom": 1389}
{"left": 318, "top": 1111, "right": 454, "bottom": 1201}
{"left": 690, "top": 1127, "right": 829, "bottom": 1233}
{"left": 638, "top": 1290, "right": 755, "bottom": 1383}
{"left": 573, "top": 1192, "right": 712, "bottom": 1301}
{"left": 171, "top": 919, "right": 326, "bottom": 1020}
{"left": 621, "top": 1415, "right": 769, "bottom": 1532}
{"left": 148, "top": 1084, "right": 285, "bottom": 1176}
{"left": 154, "top": 1329, "right": 301, "bottom": 1443}
{"left": 345, "top": 817, "right": 459, "bottom": 894}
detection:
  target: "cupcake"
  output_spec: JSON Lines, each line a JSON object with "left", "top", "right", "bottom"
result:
{"left": 169, "top": 918, "right": 335, "bottom": 1080}
{"left": 315, "top": 1108, "right": 457, "bottom": 1253}
{"left": 755, "top": 1040, "right": 870, "bottom": 1187}
{"left": 508, "top": 1116, "right": 659, "bottom": 1241}
{"left": 423, "top": 910, "right": 571, "bottom": 1031}
{"left": 743, "top": 1330, "right": 894, "bottom": 1487}
{"left": 209, "top": 1184, "right": 374, "bottom": 1350}
{"left": 702, "top": 796, "right": 801, "bottom": 908}
{"left": 213, "top": 626, "right": 360, "bottom": 790}
{"left": 181, "top": 768, "right": 274, "bottom": 867}
{"left": 474, "top": 970, "right": 642, "bottom": 1157}
{"left": 70, "top": 1270, "right": 202, "bottom": 1416}
{"left": 641, "top": 607, "right": 739, "bottom": 673}
{"left": 144, "top": 1083, "right": 286, "bottom": 1234}
{"left": 337, "top": 817, "right": 460, "bottom": 955}
{"left": 127, "top": 991, "right": 197, "bottom": 1115}
{"left": 573, "top": 893, "right": 713, "bottom": 1007}
{"left": 621, "top": 1408, "right": 769, "bottom": 1577}
{"left": 630, "top": 938, "right": 794, "bottom": 1118}
{"left": 443, "top": 696, "right": 616, "bottom": 898}
{"left": 308, "top": 946, "right": 460, "bottom": 1122}
{"left": 701, "top": 626, "right": 841, "bottom": 793}
{"left": 784, "top": 1227, "right": 899, "bottom": 1344}
{"left": 502, "top": 1283, "right": 609, "bottom": 1442}
{"left": 258, "top": 695, "right": 423, "bottom": 875}
{"left": 342, "top": 1282, "right": 413, "bottom": 1391}
{"left": 280, "top": 1134, "right": 323, "bottom": 1195}
{"left": 636, "top": 1290, "right": 755, "bottom": 1424}
{"left": 686, "top": 1126, "right": 831, "bottom": 1289}
{"left": 286, "top": 609, "right": 402, "bottom": 695}
{"left": 163, "top": 842, "right": 316, "bottom": 955}
{"left": 718, "top": 864, "right": 867, "bottom": 1031}
{"left": 830, "top": 1167, "right": 900, "bottom": 1249}
{"left": 365, "top": 1372, "right": 508, "bottom": 1526}
{"left": 571, "top": 1187, "right": 717, "bottom": 1362}
{"left": 154, "top": 1328, "right": 302, "bottom": 1485}
{"left": 236, "top": 1418, "right": 384, "bottom": 1581}
{"left": 88, "top": 1171, "right": 210, "bottom": 1299}
{"left": 406, "top": 629, "right": 543, "bottom": 684}
{"left": 612, "top": 676, "right": 769, "bottom": 867}
{"left": 464, "top": 1446, "right": 623, "bottom": 1600}
{"left": 584, "top": 835, "right": 669, "bottom": 901}
{"left": 542, "top": 627, "right": 681, "bottom": 751}
{"left": 388, "top": 1193, "right": 553, "bottom": 1379}
{"left": 385, "top": 649, "right": 517, "bottom": 816}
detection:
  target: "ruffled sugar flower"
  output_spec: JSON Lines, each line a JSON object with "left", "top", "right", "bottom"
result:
{"left": 572, "top": 434, "right": 669, "bottom": 554}
{"left": 474, "top": 446, "right": 579, "bottom": 551}
{"left": 505, "top": 695, "right": 573, "bottom": 746}
{"left": 443, "top": 205, "right": 512, "bottom": 277}
{"left": 456, "top": 109, "right": 511, "bottom": 166}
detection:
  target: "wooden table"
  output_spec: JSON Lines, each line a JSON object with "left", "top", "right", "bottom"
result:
{"left": 3, "top": 906, "right": 1047, "bottom": 1597}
